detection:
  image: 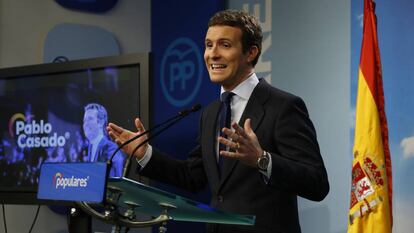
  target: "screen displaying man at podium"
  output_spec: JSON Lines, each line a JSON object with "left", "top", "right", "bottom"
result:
{"left": 83, "top": 103, "right": 125, "bottom": 177}
{"left": 108, "top": 10, "right": 330, "bottom": 233}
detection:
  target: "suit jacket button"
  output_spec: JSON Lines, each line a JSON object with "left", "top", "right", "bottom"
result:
{"left": 218, "top": 195, "right": 223, "bottom": 202}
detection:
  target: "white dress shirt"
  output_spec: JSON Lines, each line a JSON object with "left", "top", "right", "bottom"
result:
{"left": 138, "top": 73, "right": 272, "bottom": 179}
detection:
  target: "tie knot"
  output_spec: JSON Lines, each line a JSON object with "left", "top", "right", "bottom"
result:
{"left": 221, "top": 92, "right": 235, "bottom": 104}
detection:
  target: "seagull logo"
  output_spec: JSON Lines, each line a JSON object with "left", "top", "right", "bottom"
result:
{"left": 8, "top": 113, "right": 26, "bottom": 138}
{"left": 53, "top": 172, "right": 63, "bottom": 187}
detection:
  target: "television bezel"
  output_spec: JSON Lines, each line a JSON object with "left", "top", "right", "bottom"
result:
{"left": 0, "top": 53, "right": 151, "bottom": 204}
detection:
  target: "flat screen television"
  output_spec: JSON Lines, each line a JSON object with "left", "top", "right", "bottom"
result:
{"left": 0, "top": 53, "right": 150, "bottom": 204}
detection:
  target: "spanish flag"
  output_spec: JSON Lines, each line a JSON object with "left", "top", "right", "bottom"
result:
{"left": 348, "top": 0, "right": 393, "bottom": 232}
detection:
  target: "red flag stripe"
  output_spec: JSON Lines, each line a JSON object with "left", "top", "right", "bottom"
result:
{"left": 359, "top": 0, "right": 393, "bottom": 223}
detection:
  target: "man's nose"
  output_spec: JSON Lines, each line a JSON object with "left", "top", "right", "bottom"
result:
{"left": 209, "top": 46, "right": 220, "bottom": 59}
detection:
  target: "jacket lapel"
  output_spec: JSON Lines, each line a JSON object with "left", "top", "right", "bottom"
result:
{"left": 219, "top": 79, "right": 270, "bottom": 188}
{"left": 204, "top": 100, "right": 222, "bottom": 191}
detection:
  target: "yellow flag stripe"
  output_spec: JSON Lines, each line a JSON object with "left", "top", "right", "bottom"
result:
{"left": 348, "top": 68, "right": 392, "bottom": 233}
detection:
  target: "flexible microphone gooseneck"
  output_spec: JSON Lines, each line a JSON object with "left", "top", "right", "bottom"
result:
{"left": 106, "top": 104, "right": 202, "bottom": 177}
{"left": 128, "top": 104, "right": 200, "bottom": 159}
{"left": 121, "top": 104, "right": 201, "bottom": 177}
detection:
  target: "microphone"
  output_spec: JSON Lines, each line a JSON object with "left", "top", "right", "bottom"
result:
{"left": 178, "top": 104, "right": 201, "bottom": 116}
{"left": 106, "top": 104, "right": 202, "bottom": 177}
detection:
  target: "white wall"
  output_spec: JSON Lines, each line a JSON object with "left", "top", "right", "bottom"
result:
{"left": 0, "top": 0, "right": 151, "bottom": 232}
{"left": 0, "top": 0, "right": 150, "bottom": 68}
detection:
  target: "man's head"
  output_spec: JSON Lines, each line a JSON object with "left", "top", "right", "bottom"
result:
{"left": 204, "top": 10, "right": 263, "bottom": 90}
{"left": 208, "top": 10, "right": 262, "bottom": 66}
{"left": 83, "top": 103, "right": 108, "bottom": 141}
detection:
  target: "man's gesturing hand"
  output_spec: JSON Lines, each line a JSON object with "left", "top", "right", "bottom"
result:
{"left": 218, "top": 118, "right": 264, "bottom": 167}
{"left": 107, "top": 118, "right": 148, "bottom": 160}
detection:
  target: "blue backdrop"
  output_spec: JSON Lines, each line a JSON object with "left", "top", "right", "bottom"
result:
{"left": 151, "top": 1, "right": 223, "bottom": 232}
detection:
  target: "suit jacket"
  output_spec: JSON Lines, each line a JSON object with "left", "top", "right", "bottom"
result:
{"left": 140, "top": 79, "right": 329, "bottom": 233}
{"left": 92, "top": 137, "right": 125, "bottom": 177}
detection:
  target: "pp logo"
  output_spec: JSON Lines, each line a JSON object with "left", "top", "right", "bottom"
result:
{"left": 160, "top": 38, "right": 203, "bottom": 107}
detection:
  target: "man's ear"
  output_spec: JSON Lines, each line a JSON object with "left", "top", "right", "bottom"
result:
{"left": 247, "top": 45, "right": 259, "bottom": 63}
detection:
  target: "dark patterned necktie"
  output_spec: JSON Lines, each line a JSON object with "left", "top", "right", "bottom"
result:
{"left": 218, "top": 92, "right": 235, "bottom": 168}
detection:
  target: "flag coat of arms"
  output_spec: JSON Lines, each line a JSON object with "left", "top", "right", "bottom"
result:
{"left": 348, "top": 0, "right": 393, "bottom": 232}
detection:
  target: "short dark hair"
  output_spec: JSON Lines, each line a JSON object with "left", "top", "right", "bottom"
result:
{"left": 208, "top": 10, "right": 263, "bottom": 66}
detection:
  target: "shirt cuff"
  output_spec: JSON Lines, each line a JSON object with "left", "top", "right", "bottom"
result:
{"left": 136, "top": 145, "right": 153, "bottom": 170}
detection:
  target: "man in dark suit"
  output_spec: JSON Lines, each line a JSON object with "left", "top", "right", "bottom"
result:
{"left": 107, "top": 10, "right": 329, "bottom": 233}
{"left": 83, "top": 103, "right": 125, "bottom": 177}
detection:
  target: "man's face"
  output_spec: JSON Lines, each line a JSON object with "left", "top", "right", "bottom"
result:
{"left": 83, "top": 109, "right": 102, "bottom": 141}
{"left": 204, "top": 25, "right": 252, "bottom": 90}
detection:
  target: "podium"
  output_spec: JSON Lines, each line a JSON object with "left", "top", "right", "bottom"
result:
{"left": 38, "top": 163, "right": 255, "bottom": 232}
{"left": 78, "top": 177, "right": 255, "bottom": 232}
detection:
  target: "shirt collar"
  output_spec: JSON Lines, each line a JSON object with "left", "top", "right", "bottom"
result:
{"left": 90, "top": 133, "right": 104, "bottom": 146}
{"left": 220, "top": 73, "right": 259, "bottom": 101}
